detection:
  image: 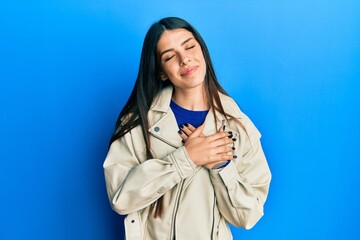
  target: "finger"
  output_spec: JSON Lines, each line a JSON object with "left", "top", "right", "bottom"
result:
{"left": 208, "top": 154, "right": 231, "bottom": 163}
{"left": 178, "top": 129, "right": 189, "bottom": 140}
{"left": 217, "top": 145, "right": 234, "bottom": 154}
{"left": 210, "top": 137, "right": 234, "bottom": 148}
{"left": 209, "top": 146, "right": 234, "bottom": 157}
{"left": 188, "top": 123, "right": 205, "bottom": 138}
{"left": 181, "top": 123, "right": 206, "bottom": 137}
{"left": 189, "top": 123, "right": 206, "bottom": 137}
{"left": 194, "top": 124, "right": 207, "bottom": 137}
{"left": 209, "top": 153, "right": 237, "bottom": 162}
{"left": 184, "top": 123, "right": 205, "bottom": 137}
{"left": 186, "top": 123, "right": 196, "bottom": 132}
{"left": 207, "top": 131, "right": 233, "bottom": 142}
{"left": 180, "top": 124, "right": 193, "bottom": 136}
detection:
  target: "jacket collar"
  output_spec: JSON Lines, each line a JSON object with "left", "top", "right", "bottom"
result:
{"left": 149, "top": 85, "right": 174, "bottom": 113}
{"left": 148, "top": 85, "right": 243, "bottom": 145}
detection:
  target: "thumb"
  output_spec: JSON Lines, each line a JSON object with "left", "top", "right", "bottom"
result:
{"left": 188, "top": 124, "right": 205, "bottom": 138}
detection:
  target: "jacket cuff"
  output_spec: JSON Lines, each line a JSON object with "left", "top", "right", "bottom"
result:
{"left": 167, "top": 146, "right": 198, "bottom": 179}
{"left": 209, "top": 160, "right": 239, "bottom": 187}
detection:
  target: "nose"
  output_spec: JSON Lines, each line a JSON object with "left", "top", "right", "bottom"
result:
{"left": 179, "top": 52, "right": 190, "bottom": 66}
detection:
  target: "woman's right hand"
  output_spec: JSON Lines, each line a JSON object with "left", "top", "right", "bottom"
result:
{"left": 179, "top": 124, "right": 236, "bottom": 168}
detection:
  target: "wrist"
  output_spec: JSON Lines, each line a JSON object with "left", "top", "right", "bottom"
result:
{"left": 211, "top": 160, "right": 231, "bottom": 170}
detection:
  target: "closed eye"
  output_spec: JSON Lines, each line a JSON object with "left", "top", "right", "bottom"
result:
{"left": 186, "top": 45, "right": 196, "bottom": 50}
{"left": 165, "top": 55, "right": 175, "bottom": 62}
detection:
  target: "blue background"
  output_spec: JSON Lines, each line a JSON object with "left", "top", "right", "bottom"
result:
{"left": 1, "top": 0, "right": 359, "bottom": 239}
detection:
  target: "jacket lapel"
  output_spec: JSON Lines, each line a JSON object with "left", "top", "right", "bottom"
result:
{"left": 148, "top": 86, "right": 183, "bottom": 148}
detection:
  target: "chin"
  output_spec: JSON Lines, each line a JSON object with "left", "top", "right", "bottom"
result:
{"left": 187, "top": 79, "right": 206, "bottom": 89}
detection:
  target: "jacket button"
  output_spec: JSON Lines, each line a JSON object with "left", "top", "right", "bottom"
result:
{"left": 131, "top": 220, "right": 135, "bottom": 223}
{"left": 154, "top": 127, "right": 160, "bottom": 132}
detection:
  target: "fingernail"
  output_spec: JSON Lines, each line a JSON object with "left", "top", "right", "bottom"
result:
{"left": 184, "top": 123, "right": 189, "bottom": 127}
{"left": 182, "top": 139, "right": 185, "bottom": 143}
{"left": 228, "top": 134, "right": 233, "bottom": 138}
{"left": 233, "top": 155, "right": 238, "bottom": 159}
{"left": 223, "top": 125, "right": 226, "bottom": 131}
{"left": 227, "top": 131, "right": 232, "bottom": 134}
{"left": 232, "top": 138, "right": 236, "bottom": 141}
{"left": 178, "top": 130, "right": 183, "bottom": 134}
{"left": 180, "top": 124, "right": 185, "bottom": 129}
{"left": 232, "top": 147, "right": 235, "bottom": 150}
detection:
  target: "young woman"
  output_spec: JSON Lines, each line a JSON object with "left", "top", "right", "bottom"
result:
{"left": 103, "top": 17, "right": 271, "bottom": 240}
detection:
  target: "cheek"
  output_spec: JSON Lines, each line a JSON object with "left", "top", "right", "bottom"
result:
{"left": 199, "top": 53, "right": 206, "bottom": 70}
{"left": 164, "top": 64, "right": 178, "bottom": 77}
{"left": 160, "top": 63, "right": 169, "bottom": 75}
{"left": 196, "top": 51, "right": 206, "bottom": 64}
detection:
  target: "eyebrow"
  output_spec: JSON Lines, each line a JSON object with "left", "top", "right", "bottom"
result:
{"left": 159, "top": 37, "right": 194, "bottom": 58}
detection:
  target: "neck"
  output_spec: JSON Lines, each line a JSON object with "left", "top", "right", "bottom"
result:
{"left": 172, "top": 84, "right": 209, "bottom": 111}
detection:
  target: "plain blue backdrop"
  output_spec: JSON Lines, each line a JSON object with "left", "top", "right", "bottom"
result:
{"left": 1, "top": 0, "right": 359, "bottom": 239}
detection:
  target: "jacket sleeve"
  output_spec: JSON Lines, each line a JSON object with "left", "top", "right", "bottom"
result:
{"left": 209, "top": 116, "right": 271, "bottom": 229}
{"left": 103, "top": 130, "right": 198, "bottom": 215}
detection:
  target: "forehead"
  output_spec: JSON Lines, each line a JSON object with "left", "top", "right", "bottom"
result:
{"left": 157, "top": 29, "right": 195, "bottom": 52}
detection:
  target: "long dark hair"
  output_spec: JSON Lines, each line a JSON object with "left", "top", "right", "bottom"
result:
{"left": 110, "top": 17, "right": 238, "bottom": 217}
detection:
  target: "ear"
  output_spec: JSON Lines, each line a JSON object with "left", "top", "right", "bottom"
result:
{"left": 160, "top": 72, "right": 168, "bottom": 81}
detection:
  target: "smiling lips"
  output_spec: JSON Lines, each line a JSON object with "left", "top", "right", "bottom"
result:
{"left": 180, "top": 66, "right": 198, "bottom": 77}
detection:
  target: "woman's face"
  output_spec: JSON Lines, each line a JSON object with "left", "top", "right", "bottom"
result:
{"left": 157, "top": 29, "right": 206, "bottom": 91}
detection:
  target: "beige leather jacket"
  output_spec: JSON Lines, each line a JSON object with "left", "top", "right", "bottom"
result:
{"left": 103, "top": 86, "right": 271, "bottom": 240}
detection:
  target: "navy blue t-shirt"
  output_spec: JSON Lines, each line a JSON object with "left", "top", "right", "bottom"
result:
{"left": 170, "top": 100, "right": 208, "bottom": 128}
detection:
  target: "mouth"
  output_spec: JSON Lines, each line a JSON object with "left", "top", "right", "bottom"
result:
{"left": 180, "top": 66, "right": 198, "bottom": 77}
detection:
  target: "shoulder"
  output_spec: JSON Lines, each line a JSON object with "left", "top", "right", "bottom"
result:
{"left": 219, "top": 92, "right": 262, "bottom": 143}
{"left": 219, "top": 93, "right": 243, "bottom": 118}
